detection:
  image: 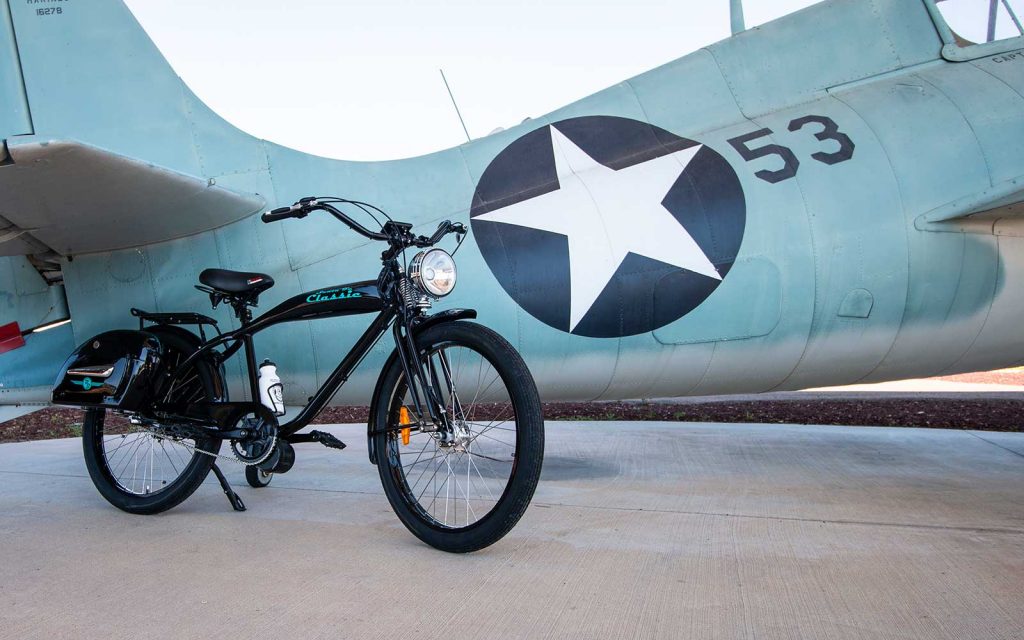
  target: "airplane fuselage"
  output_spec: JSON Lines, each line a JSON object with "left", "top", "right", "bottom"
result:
{"left": 3, "top": 0, "right": 1024, "bottom": 406}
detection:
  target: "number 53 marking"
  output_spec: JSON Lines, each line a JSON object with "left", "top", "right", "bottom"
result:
{"left": 727, "top": 115, "right": 855, "bottom": 184}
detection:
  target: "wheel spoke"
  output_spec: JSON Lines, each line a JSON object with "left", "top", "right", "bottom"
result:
{"left": 466, "top": 450, "right": 513, "bottom": 465}
{"left": 470, "top": 429, "right": 515, "bottom": 448}
{"left": 93, "top": 348, "right": 213, "bottom": 498}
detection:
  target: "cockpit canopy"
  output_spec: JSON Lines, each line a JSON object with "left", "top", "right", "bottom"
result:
{"left": 932, "top": 0, "right": 1024, "bottom": 56}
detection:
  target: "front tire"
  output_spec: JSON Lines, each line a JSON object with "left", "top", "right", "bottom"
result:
{"left": 373, "top": 321, "right": 544, "bottom": 553}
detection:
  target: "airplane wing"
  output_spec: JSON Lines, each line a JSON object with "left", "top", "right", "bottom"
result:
{"left": 0, "top": 137, "right": 266, "bottom": 257}
{"left": 920, "top": 177, "right": 1024, "bottom": 224}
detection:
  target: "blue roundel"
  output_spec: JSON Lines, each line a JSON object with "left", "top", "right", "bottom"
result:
{"left": 470, "top": 115, "right": 746, "bottom": 338}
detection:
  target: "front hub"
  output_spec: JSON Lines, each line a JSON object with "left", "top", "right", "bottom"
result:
{"left": 436, "top": 419, "right": 472, "bottom": 452}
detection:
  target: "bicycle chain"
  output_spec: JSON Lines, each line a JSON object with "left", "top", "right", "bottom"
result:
{"left": 141, "top": 427, "right": 277, "bottom": 467}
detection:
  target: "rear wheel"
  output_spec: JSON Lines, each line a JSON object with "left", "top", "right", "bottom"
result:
{"left": 373, "top": 321, "right": 544, "bottom": 553}
{"left": 82, "top": 336, "right": 222, "bottom": 515}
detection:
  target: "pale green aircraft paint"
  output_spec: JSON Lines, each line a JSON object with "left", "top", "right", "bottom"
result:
{"left": 2, "top": 0, "right": 1024, "bottom": 407}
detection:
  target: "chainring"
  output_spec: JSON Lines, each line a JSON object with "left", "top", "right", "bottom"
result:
{"left": 229, "top": 406, "right": 279, "bottom": 465}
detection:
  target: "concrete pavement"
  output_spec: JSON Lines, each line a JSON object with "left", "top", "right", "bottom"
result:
{"left": 1, "top": 421, "right": 1022, "bottom": 639}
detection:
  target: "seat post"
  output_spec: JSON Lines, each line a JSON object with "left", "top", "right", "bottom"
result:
{"left": 242, "top": 332, "right": 260, "bottom": 403}
{"left": 232, "top": 299, "right": 254, "bottom": 325}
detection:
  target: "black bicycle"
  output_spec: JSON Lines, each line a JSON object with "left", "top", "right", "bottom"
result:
{"left": 52, "top": 196, "right": 544, "bottom": 553}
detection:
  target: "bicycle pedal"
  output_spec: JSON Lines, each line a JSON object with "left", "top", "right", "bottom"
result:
{"left": 310, "top": 430, "right": 347, "bottom": 450}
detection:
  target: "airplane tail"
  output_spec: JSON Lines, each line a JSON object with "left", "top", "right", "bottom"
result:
{"left": 0, "top": 0, "right": 267, "bottom": 405}
{"left": 0, "top": 0, "right": 31, "bottom": 140}
{"left": 1, "top": 0, "right": 185, "bottom": 147}
{"left": 0, "top": 0, "right": 265, "bottom": 179}
{"left": 0, "top": 0, "right": 266, "bottom": 260}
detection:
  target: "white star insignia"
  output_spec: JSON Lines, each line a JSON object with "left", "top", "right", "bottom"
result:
{"left": 475, "top": 125, "right": 721, "bottom": 332}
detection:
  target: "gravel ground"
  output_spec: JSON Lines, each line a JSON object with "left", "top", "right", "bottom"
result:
{"left": 3, "top": 368, "right": 1023, "bottom": 443}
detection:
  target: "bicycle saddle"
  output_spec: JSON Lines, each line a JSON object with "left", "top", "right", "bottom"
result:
{"left": 198, "top": 268, "right": 275, "bottom": 295}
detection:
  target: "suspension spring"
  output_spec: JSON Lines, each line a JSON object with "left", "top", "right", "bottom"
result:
{"left": 398, "top": 277, "right": 417, "bottom": 309}
{"left": 398, "top": 277, "right": 431, "bottom": 311}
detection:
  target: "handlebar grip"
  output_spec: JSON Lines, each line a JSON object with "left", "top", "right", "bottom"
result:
{"left": 261, "top": 205, "right": 300, "bottom": 223}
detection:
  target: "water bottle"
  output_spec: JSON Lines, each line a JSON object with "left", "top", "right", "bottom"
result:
{"left": 258, "top": 359, "right": 285, "bottom": 416}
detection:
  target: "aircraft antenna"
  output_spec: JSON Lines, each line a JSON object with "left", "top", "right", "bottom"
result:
{"left": 730, "top": 0, "right": 745, "bottom": 34}
{"left": 440, "top": 69, "right": 472, "bottom": 143}
{"left": 988, "top": 0, "right": 999, "bottom": 42}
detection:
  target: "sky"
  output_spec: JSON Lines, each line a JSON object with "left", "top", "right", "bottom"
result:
{"left": 119, "top": 0, "right": 831, "bottom": 160}
{"left": 937, "top": 0, "right": 1024, "bottom": 42}
{"left": 119, "top": 0, "right": 1022, "bottom": 161}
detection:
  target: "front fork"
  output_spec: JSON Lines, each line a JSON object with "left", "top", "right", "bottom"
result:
{"left": 392, "top": 319, "right": 454, "bottom": 435}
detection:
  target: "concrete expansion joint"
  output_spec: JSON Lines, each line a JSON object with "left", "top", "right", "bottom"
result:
{"left": 531, "top": 500, "right": 1024, "bottom": 537}
{"left": 966, "top": 430, "right": 1024, "bottom": 459}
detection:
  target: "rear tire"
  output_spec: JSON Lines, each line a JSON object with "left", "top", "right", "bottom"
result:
{"left": 373, "top": 321, "right": 544, "bottom": 553}
{"left": 81, "top": 332, "right": 222, "bottom": 515}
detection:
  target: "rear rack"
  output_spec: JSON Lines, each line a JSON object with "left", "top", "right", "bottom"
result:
{"left": 130, "top": 308, "right": 221, "bottom": 341}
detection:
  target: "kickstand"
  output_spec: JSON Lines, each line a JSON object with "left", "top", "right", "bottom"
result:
{"left": 211, "top": 463, "right": 246, "bottom": 512}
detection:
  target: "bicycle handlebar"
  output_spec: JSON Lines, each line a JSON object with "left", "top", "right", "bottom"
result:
{"left": 261, "top": 197, "right": 465, "bottom": 251}
{"left": 260, "top": 196, "right": 319, "bottom": 223}
{"left": 417, "top": 220, "right": 467, "bottom": 247}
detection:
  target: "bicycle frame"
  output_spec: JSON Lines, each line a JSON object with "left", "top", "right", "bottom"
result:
{"left": 155, "top": 276, "right": 475, "bottom": 440}
{"left": 129, "top": 200, "right": 476, "bottom": 445}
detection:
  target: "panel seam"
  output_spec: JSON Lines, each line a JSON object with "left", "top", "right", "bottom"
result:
{"left": 3, "top": 0, "right": 34, "bottom": 134}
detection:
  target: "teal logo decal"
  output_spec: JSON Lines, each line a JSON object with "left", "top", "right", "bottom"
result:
{"left": 306, "top": 287, "right": 362, "bottom": 304}
{"left": 71, "top": 377, "right": 97, "bottom": 391}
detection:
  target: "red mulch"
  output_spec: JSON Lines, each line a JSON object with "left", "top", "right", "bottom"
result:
{"left": 3, "top": 395, "right": 1023, "bottom": 444}
{"left": 937, "top": 369, "right": 1024, "bottom": 386}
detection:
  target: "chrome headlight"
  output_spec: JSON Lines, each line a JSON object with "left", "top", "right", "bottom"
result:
{"left": 410, "top": 249, "right": 457, "bottom": 297}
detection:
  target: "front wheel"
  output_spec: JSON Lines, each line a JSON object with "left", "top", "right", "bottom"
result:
{"left": 373, "top": 321, "right": 544, "bottom": 553}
